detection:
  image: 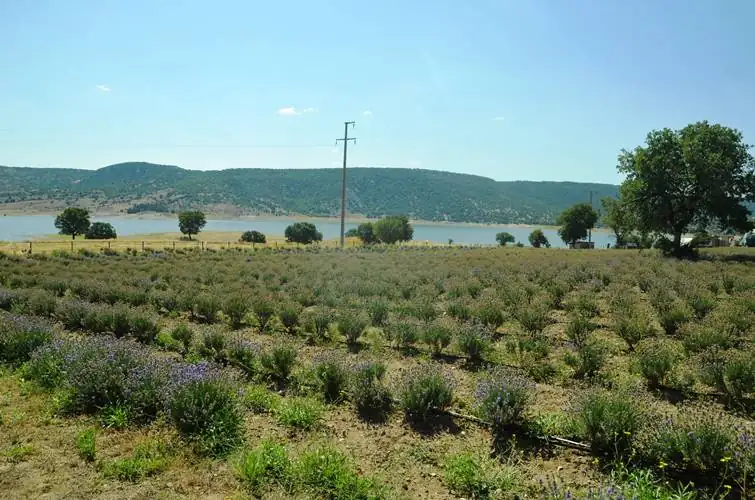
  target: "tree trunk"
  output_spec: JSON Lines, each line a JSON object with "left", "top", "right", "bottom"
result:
{"left": 72, "top": 234, "right": 76, "bottom": 240}
{"left": 673, "top": 231, "right": 682, "bottom": 255}
{"left": 188, "top": 234, "right": 192, "bottom": 241}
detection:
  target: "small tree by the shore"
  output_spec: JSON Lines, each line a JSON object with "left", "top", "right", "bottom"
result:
{"left": 178, "top": 211, "right": 207, "bottom": 240}
{"left": 54, "top": 208, "right": 91, "bottom": 240}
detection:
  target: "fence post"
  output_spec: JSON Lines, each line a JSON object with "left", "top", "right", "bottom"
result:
{"left": 28, "top": 241, "right": 32, "bottom": 254}
{"left": 142, "top": 241, "right": 145, "bottom": 252}
{"left": 108, "top": 241, "right": 111, "bottom": 250}
{"left": 202, "top": 241, "right": 205, "bottom": 251}
{"left": 70, "top": 240, "right": 74, "bottom": 252}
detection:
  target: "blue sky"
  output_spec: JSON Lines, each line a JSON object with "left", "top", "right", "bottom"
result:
{"left": 1, "top": 1, "right": 753, "bottom": 184}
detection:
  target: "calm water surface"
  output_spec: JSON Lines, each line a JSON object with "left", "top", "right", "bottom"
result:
{"left": 0, "top": 215, "right": 614, "bottom": 248}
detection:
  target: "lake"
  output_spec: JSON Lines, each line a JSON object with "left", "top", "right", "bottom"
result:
{"left": 0, "top": 215, "right": 615, "bottom": 248}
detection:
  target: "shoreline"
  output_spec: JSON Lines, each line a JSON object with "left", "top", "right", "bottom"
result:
{"left": 0, "top": 209, "right": 573, "bottom": 231}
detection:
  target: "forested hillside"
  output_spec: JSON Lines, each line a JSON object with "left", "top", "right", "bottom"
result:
{"left": 0, "top": 162, "right": 618, "bottom": 224}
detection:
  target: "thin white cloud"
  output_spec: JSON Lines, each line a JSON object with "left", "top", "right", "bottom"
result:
{"left": 363, "top": 110, "right": 373, "bottom": 117}
{"left": 277, "top": 106, "right": 318, "bottom": 116}
{"left": 96, "top": 84, "right": 111, "bottom": 92}
{"left": 492, "top": 116, "right": 505, "bottom": 121}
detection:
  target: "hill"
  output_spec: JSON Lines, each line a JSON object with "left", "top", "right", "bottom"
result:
{"left": 0, "top": 162, "right": 619, "bottom": 224}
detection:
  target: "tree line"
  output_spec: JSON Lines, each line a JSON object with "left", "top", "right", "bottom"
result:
{"left": 51, "top": 120, "right": 755, "bottom": 254}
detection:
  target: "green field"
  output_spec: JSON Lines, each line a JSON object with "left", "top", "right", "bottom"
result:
{"left": 1, "top": 246, "right": 754, "bottom": 498}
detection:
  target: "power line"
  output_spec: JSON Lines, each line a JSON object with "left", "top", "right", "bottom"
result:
{"left": 336, "top": 121, "right": 356, "bottom": 249}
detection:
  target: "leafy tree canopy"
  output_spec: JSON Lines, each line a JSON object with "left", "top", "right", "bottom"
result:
{"left": 557, "top": 203, "right": 598, "bottom": 245}
{"left": 178, "top": 211, "right": 207, "bottom": 240}
{"left": 85, "top": 221, "right": 117, "bottom": 240}
{"left": 355, "top": 222, "right": 376, "bottom": 244}
{"left": 618, "top": 121, "right": 755, "bottom": 254}
{"left": 54, "top": 207, "right": 90, "bottom": 240}
{"left": 284, "top": 222, "right": 322, "bottom": 244}
{"left": 373, "top": 215, "right": 414, "bottom": 244}
{"left": 600, "top": 195, "right": 637, "bottom": 247}
{"left": 240, "top": 230, "right": 266, "bottom": 244}
{"left": 528, "top": 229, "right": 550, "bottom": 248}
{"left": 495, "top": 231, "right": 515, "bottom": 246}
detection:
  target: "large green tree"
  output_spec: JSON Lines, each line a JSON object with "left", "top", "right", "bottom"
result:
{"left": 354, "top": 222, "right": 376, "bottom": 244}
{"left": 284, "top": 222, "right": 322, "bottom": 244}
{"left": 373, "top": 215, "right": 414, "bottom": 244}
{"left": 85, "top": 221, "right": 117, "bottom": 240}
{"left": 495, "top": 232, "right": 515, "bottom": 246}
{"left": 618, "top": 121, "right": 754, "bottom": 255}
{"left": 54, "top": 207, "right": 91, "bottom": 240}
{"left": 528, "top": 229, "right": 550, "bottom": 248}
{"left": 557, "top": 203, "right": 598, "bottom": 246}
{"left": 600, "top": 195, "right": 636, "bottom": 247}
{"left": 178, "top": 211, "right": 207, "bottom": 240}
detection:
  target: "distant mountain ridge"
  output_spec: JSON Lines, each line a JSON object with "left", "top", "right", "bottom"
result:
{"left": 0, "top": 162, "right": 619, "bottom": 224}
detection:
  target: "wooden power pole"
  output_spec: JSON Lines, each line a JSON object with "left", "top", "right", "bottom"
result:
{"left": 336, "top": 121, "right": 356, "bottom": 248}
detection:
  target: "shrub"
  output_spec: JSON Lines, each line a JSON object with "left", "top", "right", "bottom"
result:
{"left": 472, "top": 300, "right": 505, "bottom": 329}
{"left": 565, "top": 313, "right": 595, "bottom": 348}
{"left": 277, "top": 303, "right": 301, "bottom": 334}
{"left": 444, "top": 452, "right": 519, "bottom": 499}
{"left": 686, "top": 290, "right": 716, "bottom": 319}
{"left": 284, "top": 222, "right": 322, "bottom": 244}
{"left": 658, "top": 303, "right": 692, "bottom": 336}
{"left": 56, "top": 300, "right": 91, "bottom": 330}
{"left": 350, "top": 361, "right": 392, "bottom": 421}
{"left": 566, "top": 293, "right": 600, "bottom": 319}
{"left": 517, "top": 303, "right": 552, "bottom": 333}
{"left": 366, "top": 299, "right": 389, "bottom": 327}
{"left": 224, "top": 296, "right": 249, "bottom": 329}
{"left": 276, "top": 397, "right": 324, "bottom": 430}
{"left": 234, "top": 440, "right": 292, "bottom": 495}
{"left": 297, "top": 446, "right": 386, "bottom": 499}
{"left": 576, "top": 389, "right": 643, "bottom": 457}
{"left": 226, "top": 339, "right": 260, "bottom": 379}
{"left": 240, "top": 230, "right": 266, "bottom": 244}
{"left": 635, "top": 338, "right": 684, "bottom": 388}
{"left": 421, "top": 319, "right": 455, "bottom": 356}
{"left": 637, "top": 405, "right": 736, "bottom": 478}
{"left": 565, "top": 339, "right": 607, "bottom": 379}
{"left": 304, "top": 307, "right": 332, "bottom": 342}
{"left": 681, "top": 324, "right": 733, "bottom": 353}
{"left": 252, "top": 298, "right": 276, "bottom": 333}
{"left": 21, "top": 289, "right": 57, "bottom": 317}
{"left": 456, "top": 323, "right": 493, "bottom": 362}
{"left": 475, "top": 368, "right": 533, "bottom": 441}
{"left": 192, "top": 294, "right": 220, "bottom": 323}
{"left": 199, "top": 329, "right": 227, "bottom": 363}
{"left": 170, "top": 323, "right": 194, "bottom": 352}
{"left": 312, "top": 355, "right": 349, "bottom": 403}
{"left": 129, "top": 312, "right": 160, "bottom": 343}
{"left": 76, "top": 428, "right": 96, "bottom": 463}
{"left": 400, "top": 366, "right": 454, "bottom": 423}
{"left": 260, "top": 344, "right": 298, "bottom": 384}
{"left": 170, "top": 378, "right": 244, "bottom": 456}
{"left": 384, "top": 317, "right": 419, "bottom": 349}
{"left": 613, "top": 313, "right": 654, "bottom": 351}
{"left": 446, "top": 300, "right": 471, "bottom": 322}
{"left": 723, "top": 350, "right": 755, "bottom": 403}
{"left": 0, "top": 314, "right": 54, "bottom": 365}
{"left": 338, "top": 310, "right": 369, "bottom": 346}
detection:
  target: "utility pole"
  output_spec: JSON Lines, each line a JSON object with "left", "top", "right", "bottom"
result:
{"left": 336, "top": 121, "right": 356, "bottom": 249}
{"left": 588, "top": 190, "right": 594, "bottom": 244}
